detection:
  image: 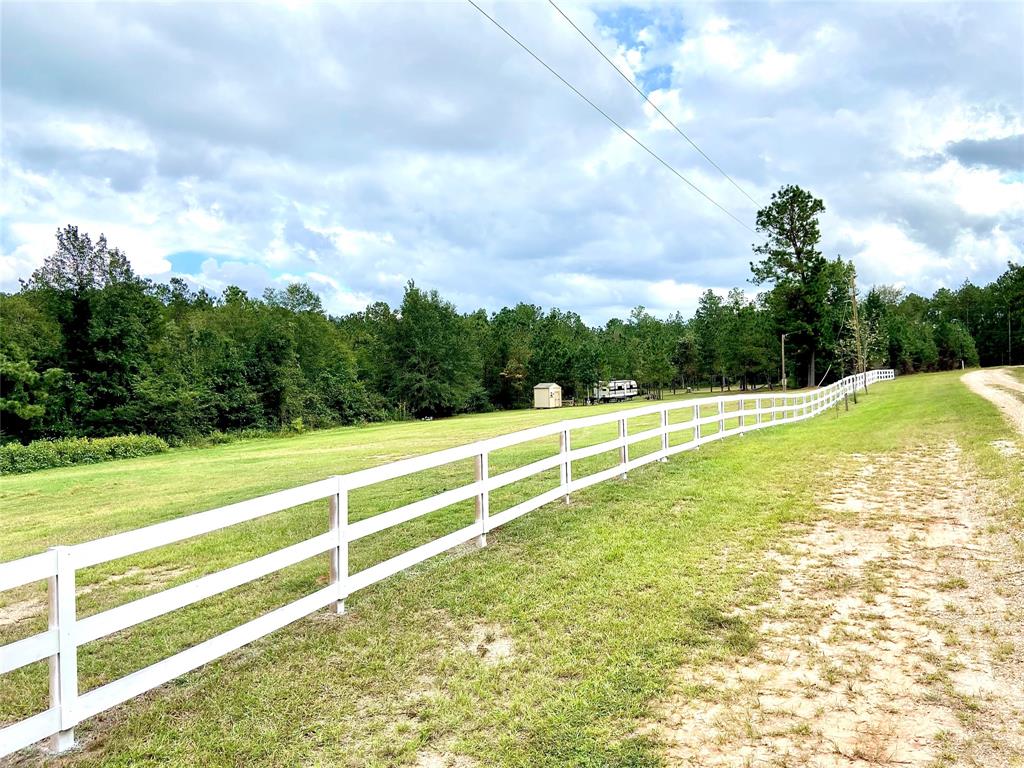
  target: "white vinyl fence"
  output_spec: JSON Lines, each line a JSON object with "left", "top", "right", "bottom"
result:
{"left": 0, "top": 369, "right": 894, "bottom": 756}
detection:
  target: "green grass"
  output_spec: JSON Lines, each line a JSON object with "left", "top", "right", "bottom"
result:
{"left": 1, "top": 387, "right": 743, "bottom": 560}
{"left": 1, "top": 371, "right": 1020, "bottom": 767}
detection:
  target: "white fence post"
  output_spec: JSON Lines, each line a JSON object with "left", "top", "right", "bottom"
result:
{"left": 718, "top": 399, "right": 725, "bottom": 433}
{"left": 659, "top": 407, "right": 669, "bottom": 462}
{"left": 739, "top": 398, "right": 745, "bottom": 428}
{"left": 329, "top": 481, "right": 348, "bottom": 614}
{"left": 618, "top": 418, "right": 628, "bottom": 479}
{"left": 49, "top": 546, "right": 77, "bottom": 753}
{"left": 756, "top": 397, "right": 763, "bottom": 425}
{"left": 559, "top": 429, "right": 572, "bottom": 503}
{"left": 693, "top": 403, "right": 701, "bottom": 442}
{"left": 475, "top": 452, "right": 489, "bottom": 547}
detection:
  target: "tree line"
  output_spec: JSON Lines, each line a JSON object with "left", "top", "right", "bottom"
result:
{"left": 2, "top": 186, "right": 1021, "bottom": 444}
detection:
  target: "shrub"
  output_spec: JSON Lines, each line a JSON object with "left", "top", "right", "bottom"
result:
{"left": 0, "top": 434, "right": 169, "bottom": 475}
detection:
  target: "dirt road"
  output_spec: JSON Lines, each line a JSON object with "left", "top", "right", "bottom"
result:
{"left": 647, "top": 373, "right": 1024, "bottom": 766}
{"left": 962, "top": 367, "right": 1024, "bottom": 435}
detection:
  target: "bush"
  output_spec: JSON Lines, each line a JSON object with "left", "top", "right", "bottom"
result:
{"left": 0, "top": 434, "right": 169, "bottom": 475}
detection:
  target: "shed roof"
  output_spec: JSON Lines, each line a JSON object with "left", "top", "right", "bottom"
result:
{"left": 533, "top": 382, "right": 560, "bottom": 389}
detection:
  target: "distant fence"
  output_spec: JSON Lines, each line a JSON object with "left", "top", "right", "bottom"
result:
{"left": 0, "top": 369, "right": 895, "bottom": 757}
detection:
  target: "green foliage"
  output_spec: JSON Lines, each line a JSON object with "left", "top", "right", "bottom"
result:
{"left": 751, "top": 185, "right": 826, "bottom": 284}
{"left": 2, "top": 223, "right": 1016, "bottom": 444}
{"left": 751, "top": 186, "right": 835, "bottom": 385}
{"left": 388, "top": 282, "right": 484, "bottom": 417}
{"left": 861, "top": 283, "right": 996, "bottom": 374}
{"left": 0, "top": 434, "right": 168, "bottom": 474}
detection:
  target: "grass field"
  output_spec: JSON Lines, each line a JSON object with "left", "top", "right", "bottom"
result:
{"left": 2, "top": 371, "right": 1021, "bottom": 767}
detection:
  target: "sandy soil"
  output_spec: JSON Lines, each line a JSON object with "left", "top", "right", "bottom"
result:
{"left": 0, "top": 565, "right": 190, "bottom": 629}
{"left": 963, "top": 367, "right": 1024, "bottom": 435}
{"left": 646, "top": 435, "right": 1024, "bottom": 766}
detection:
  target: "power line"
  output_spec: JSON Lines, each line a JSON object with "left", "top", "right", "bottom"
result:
{"left": 548, "top": 0, "right": 761, "bottom": 208}
{"left": 466, "top": 0, "right": 755, "bottom": 234}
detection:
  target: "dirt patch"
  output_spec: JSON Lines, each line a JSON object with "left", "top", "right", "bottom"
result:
{"left": 413, "top": 751, "right": 479, "bottom": 768}
{"left": 458, "top": 622, "right": 513, "bottom": 665}
{"left": 962, "top": 367, "right": 1024, "bottom": 435}
{"left": 0, "top": 598, "right": 43, "bottom": 628}
{"left": 645, "top": 442, "right": 1024, "bottom": 766}
{"left": 991, "top": 439, "right": 1021, "bottom": 457}
{"left": 0, "top": 565, "right": 192, "bottom": 628}
{"left": 79, "top": 564, "right": 191, "bottom": 595}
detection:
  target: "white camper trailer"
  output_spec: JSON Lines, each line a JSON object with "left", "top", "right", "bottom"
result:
{"left": 533, "top": 382, "right": 562, "bottom": 409}
{"left": 592, "top": 380, "right": 639, "bottom": 403}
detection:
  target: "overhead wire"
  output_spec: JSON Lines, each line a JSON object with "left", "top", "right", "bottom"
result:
{"left": 547, "top": 0, "right": 761, "bottom": 208}
{"left": 466, "top": 0, "right": 756, "bottom": 234}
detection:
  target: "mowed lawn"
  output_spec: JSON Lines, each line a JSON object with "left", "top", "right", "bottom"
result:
{"left": 2, "top": 373, "right": 1020, "bottom": 767}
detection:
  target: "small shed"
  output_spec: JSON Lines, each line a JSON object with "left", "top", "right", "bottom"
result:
{"left": 533, "top": 382, "right": 562, "bottom": 409}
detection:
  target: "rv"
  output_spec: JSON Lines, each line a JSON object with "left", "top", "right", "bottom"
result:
{"left": 592, "top": 379, "right": 639, "bottom": 403}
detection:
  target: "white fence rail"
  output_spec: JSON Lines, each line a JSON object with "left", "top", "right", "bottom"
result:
{"left": 0, "top": 369, "right": 894, "bottom": 757}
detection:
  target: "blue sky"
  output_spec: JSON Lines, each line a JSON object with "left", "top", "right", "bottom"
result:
{"left": 1, "top": 1, "right": 1021, "bottom": 322}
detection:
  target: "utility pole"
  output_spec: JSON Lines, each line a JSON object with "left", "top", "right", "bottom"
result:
{"left": 850, "top": 271, "right": 864, "bottom": 376}
{"left": 849, "top": 269, "right": 866, "bottom": 394}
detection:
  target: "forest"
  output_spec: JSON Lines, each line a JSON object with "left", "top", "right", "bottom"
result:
{"left": 2, "top": 186, "right": 1021, "bottom": 444}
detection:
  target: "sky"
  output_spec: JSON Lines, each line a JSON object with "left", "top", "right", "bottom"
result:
{"left": 1, "top": 1, "right": 1022, "bottom": 324}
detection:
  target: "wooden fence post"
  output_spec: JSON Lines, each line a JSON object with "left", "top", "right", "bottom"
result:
{"left": 475, "top": 452, "right": 489, "bottom": 547}
{"left": 718, "top": 399, "right": 725, "bottom": 433}
{"left": 329, "top": 480, "right": 348, "bottom": 614}
{"left": 560, "top": 429, "right": 572, "bottom": 503}
{"left": 693, "top": 403, "right": 701, "bottom": 443}
{"left": 49, "top": 546, "right": 77, "bottom": 753}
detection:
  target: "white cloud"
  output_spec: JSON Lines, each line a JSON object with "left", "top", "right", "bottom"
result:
{"left": 674, "top": 15, "right": 803, "bottom": 87}
{"left": 1, "top": 0, "right": 1021, "bottom": 320}
{"left": 644, "top": 89, "right": 694, "bottom": 127}
{"left": 838, "top": 220, "right": 947, "bottom": 283}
